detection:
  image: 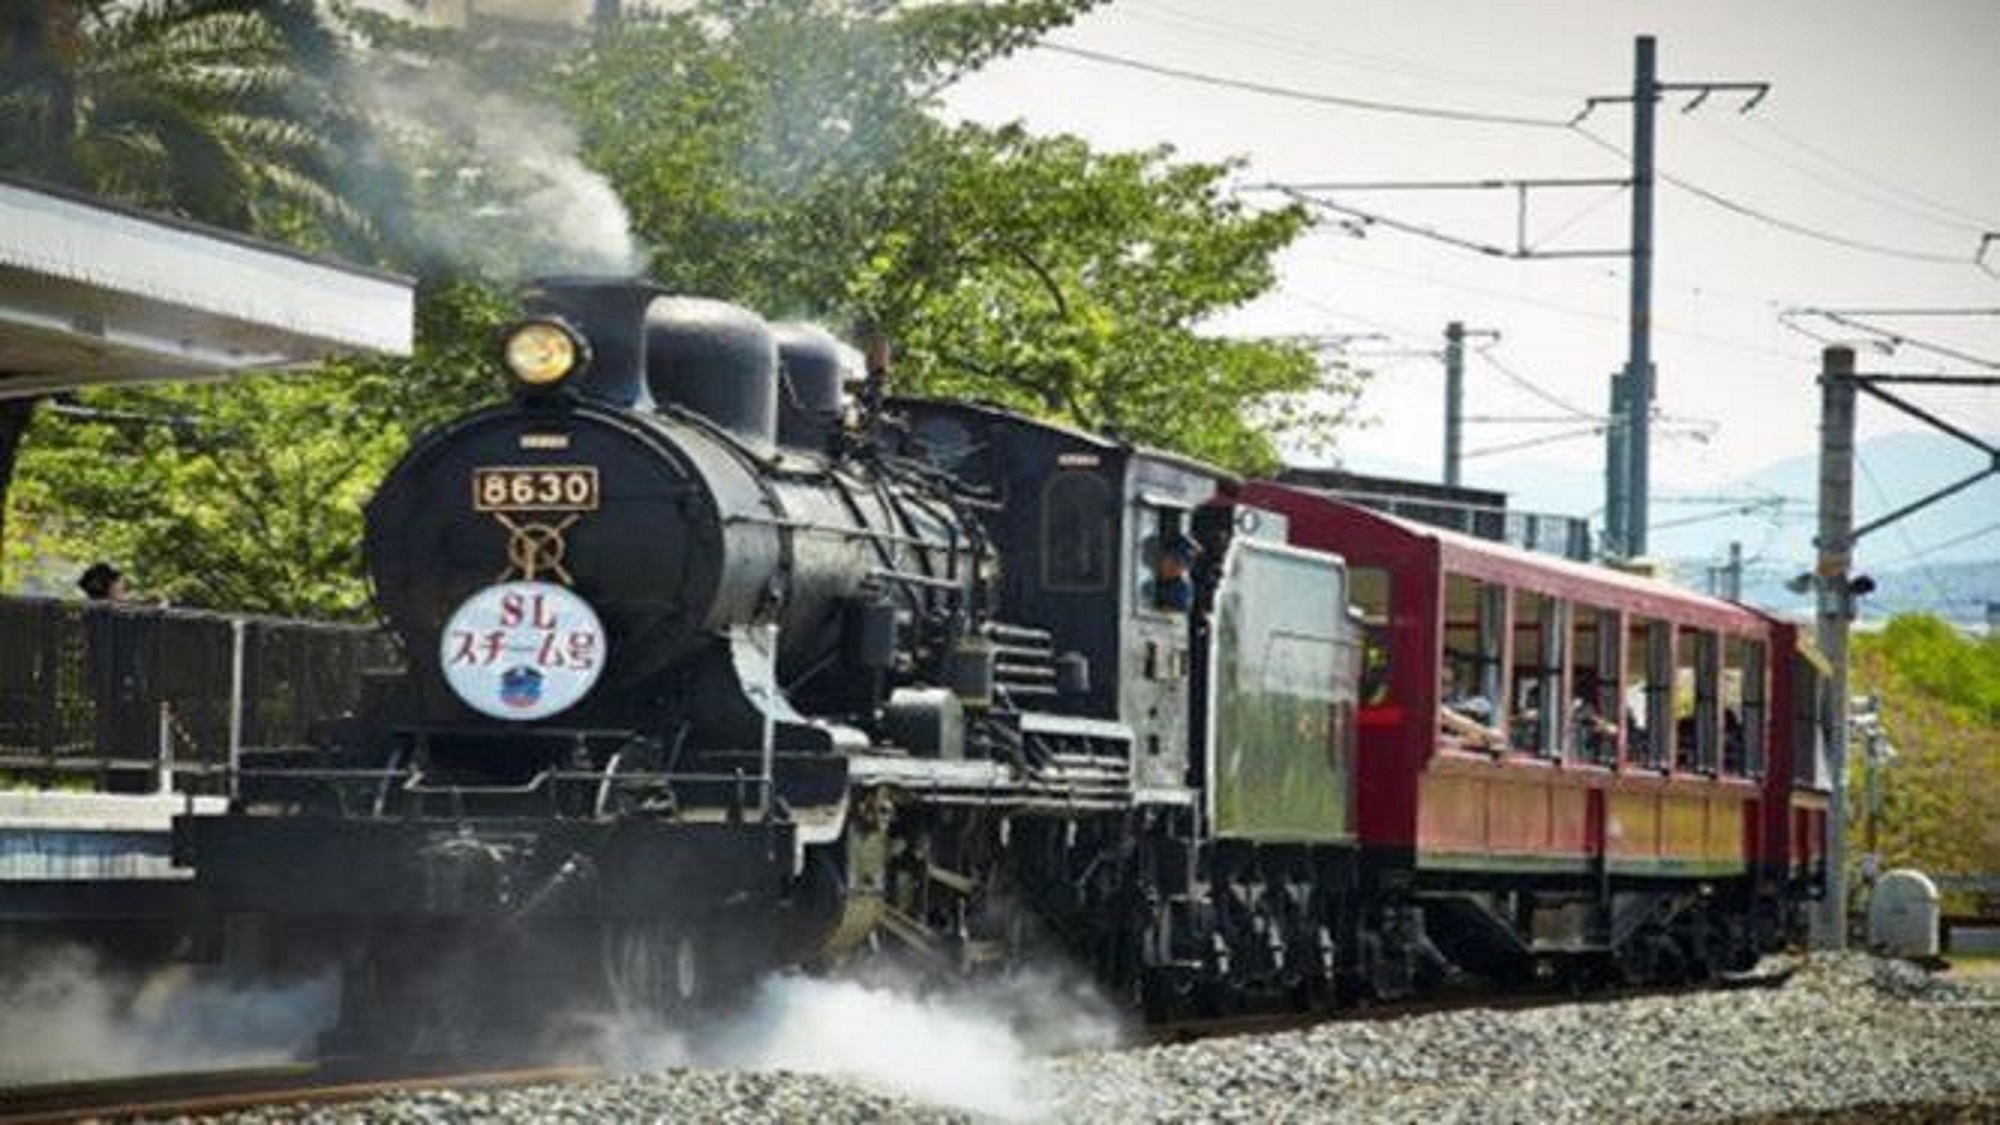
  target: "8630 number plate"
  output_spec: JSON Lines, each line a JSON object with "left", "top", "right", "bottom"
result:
{"left": 472, "top": 465, "right": 599, "bottom": 512}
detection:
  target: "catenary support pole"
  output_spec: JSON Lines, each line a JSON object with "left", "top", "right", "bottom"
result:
{"left": 1444, "top": 321, "right": 1465, "bottom": 487}
{"left": 1604, "top": 371, "right": 1628, "bottom": 557}
{"left": 1622, "top": 35, "right": 1658, "bottom": 557}
{"left": 1814, "top": 345, "right": 1857, "bottom": 949}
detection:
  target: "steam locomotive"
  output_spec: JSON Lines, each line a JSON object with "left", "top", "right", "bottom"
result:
{"left": 174, "top": 276, "right": 1823, "bottom": 1055}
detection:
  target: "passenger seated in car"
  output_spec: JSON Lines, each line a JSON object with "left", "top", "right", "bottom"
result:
{"left": 1438, "top": 662, "right": 1505, "bottom": 748}
{"left": 1570, "top": 672, "right": 1618, "bottom": 762}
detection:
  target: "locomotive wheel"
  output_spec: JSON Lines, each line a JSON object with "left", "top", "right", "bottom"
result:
{"left": 600, "top": 921, "right": 700, "bottom": 1019}
{"left": 322, "top": 929, "right": 530, "bottom": 1065}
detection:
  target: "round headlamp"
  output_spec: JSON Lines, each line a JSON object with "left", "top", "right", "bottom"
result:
{"left": 501, "top": 320, "right": 585, "bottom": 388}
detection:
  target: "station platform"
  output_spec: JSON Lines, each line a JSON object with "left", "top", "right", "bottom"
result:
{"left": 0, "top": 790, "right": 224, "bottom": 922}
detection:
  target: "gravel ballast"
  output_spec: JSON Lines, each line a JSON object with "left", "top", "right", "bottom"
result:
{"left": 218, "top": 954, "right": 1999, "bottom": 1124}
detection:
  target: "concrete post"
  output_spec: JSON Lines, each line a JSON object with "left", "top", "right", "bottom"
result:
{"left": 1444, "top": 322, "right": 1465, "bottom": 487}
{"left": 1814, "top": 345, "right": 1857, "bottom": 948}
{"left": 1623, "top": 35, "right": 1658, "bottom": 557}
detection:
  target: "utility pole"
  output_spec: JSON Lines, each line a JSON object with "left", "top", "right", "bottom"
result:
{"left": 1445, "top": 322, "right": 1465, "bottom": 488}
{"left": 1583, "top": 37, "right": 1768, "bottom": 558}
{"left": 1604, "top": 370, "right": 1628, "bottom": 556}
{"left": 1441, "top": 322, "right": 1500, "bottom": 488}
{"left": 1794, "top": 328, "right": 1999, "bottom": 945}
{"left": 1706, "top": 541, "right": 1743, "bottom": 599}
{"left": 1623, "top": 34, "right": 1657, "bottom": 559}
{"left": 1814, "top": 345, "right": 1857, "bottom": 949}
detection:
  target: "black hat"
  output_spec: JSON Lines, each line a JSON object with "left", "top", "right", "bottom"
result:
{"left": 78, "top": 562, "right": 123, "bottom": 600}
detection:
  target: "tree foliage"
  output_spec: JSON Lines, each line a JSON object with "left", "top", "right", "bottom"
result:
{"left": 0, "top": 0, "right": 378, "bottom": 570}
{"left": 7, "top": 0, "right": 1358, "bottom": 615}
{"left": 561, "top": 2, "right": 1344, "bottom": 469}
{"left": 0, "top": 0, "right": 369, "bottom": 243}
{"left": 8, "top": 282, "right": 512, "bottom": 614}
{"left": 1849, "top": 615, "right": 2000, "bottom": 897}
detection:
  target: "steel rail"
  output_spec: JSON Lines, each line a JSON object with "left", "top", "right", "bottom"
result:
{"left": 0, "top": 1062, "right": 598, "bottom": 1124}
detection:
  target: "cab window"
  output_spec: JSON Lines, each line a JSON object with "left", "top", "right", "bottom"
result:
{"left": 1136, "top": 504, "right": 1196, "bottom": 613}
{"left": 1041, "top": 470, "right": 1112, "bottom": 591}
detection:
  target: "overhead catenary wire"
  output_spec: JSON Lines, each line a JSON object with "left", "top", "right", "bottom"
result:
{"left": 1298, "top": 241, "right": 1804, "bottom": 362}
{"left": 1569, "top": 125, "right": 1986, "bottom": 266}
{"left": 1688, "top": 116, "right": 1995, "bottom": 238}
{"left": 1122, "top": 0, "right": 1591, "bottom": 102}
{"left": 1876, "top": 516, "right": 2000, "bottom": 564}
{"left": 1468, "top": 343, "right": 1596, "bottom": 419}
{"left": 1856, "top": 453, "right": 1956, "bottom": 607}
{"left": 1651, "top": 502, "right": 1790, "bottom": 532}
{"left": 1036, "top": 43, "right": 1577, "bottom": 130}
{"left": 1461, "top": 423, "right": 1605, "bottom": 460}
{"left": 1036, "top": 39, "right": 1992, "bottom": 272}
{"left": 1795, "top": 309, "right": 2000, "bottom": 372}
{"left": 1744, "top": 116, "right": 2000, "bottom": 231}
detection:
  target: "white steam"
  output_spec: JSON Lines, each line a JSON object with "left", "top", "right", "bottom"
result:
{"left": 349, "top": 57, "right": 641, "bottom": 277}
{"left": 0, "top": 944, "right": 335, "bottom": 1085}
{"left": 590, "top": 969, "right": 1124, "bottom": 1120}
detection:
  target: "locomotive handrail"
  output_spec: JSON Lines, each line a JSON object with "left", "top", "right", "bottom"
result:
{"left": 722, "top": 512, "right": 957, "bottom": 553}
{"left": 401, "top": 769, "right": 554, "bottom": 796}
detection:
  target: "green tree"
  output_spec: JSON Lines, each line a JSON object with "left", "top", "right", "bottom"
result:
{"left": 11, "top": 0, "right": 1363, "bottom": 613}
{"left": 0, "top": 0, "right": 366, "bottom": 243}
{"left": 9, "top": 281, "right": 511, "bottom": 614}
{"left": 855, "top": 125, "right": 1343, "bottom": 469}
{"left": 561, "top": 2, "right": 1349, "bottom": 468}
{"left": 1849, "top": 615, "right": 2000, "bottom": 904}
{"left": 0, "top": 0, "right": 369, "bottom": 561}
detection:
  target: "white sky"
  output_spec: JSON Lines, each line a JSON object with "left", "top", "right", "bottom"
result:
{"left": 942, "top": 0, "right": 2000, "bottom": 512}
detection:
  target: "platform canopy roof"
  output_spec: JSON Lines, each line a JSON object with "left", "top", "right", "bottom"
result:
{"left": 0, "top": 175, "right": 413, "bottom": 399}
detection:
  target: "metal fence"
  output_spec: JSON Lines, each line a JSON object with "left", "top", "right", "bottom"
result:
{"left": 0, "top": 596, "right": 396, "bottom": 792}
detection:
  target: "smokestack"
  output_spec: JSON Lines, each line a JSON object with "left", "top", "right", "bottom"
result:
{"left": 521, "top": 276, "right": 662, "bottom": 409}
{"left": 773, "top": 323, "right": 856, "bottom": 454}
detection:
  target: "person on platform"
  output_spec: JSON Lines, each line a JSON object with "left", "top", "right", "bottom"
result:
{"left": 77, "top": 561, "right": 152, "bottom": 791}
{"left": 77, "top": 561, "right": 131, "bottom": 602}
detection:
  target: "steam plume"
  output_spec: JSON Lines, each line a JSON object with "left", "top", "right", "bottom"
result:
{"left": 0, "top": 943, "right": 334, "bottom": 1085}
{"left": 343, "top": 55, "right": 641, "bottom": 278}
{"left": 588, "top": 968, "right": 1124, "bottom": 1120}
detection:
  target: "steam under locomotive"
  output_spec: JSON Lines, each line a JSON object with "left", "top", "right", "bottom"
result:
{"left": 174, "top": 276, "right": 1816, "bottom": 1056}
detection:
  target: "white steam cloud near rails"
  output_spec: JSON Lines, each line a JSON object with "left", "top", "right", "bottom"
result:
{"left": 0, "top": 943, "right": 334, "bottom": 1085}
{"left": 0, "top": 941, "right": 1123, "bottom": 1122}
{"left": 581, "top": 969, "right": 1126, "bottom": 1121}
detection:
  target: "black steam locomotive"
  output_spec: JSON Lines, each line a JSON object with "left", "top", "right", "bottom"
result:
{"left": 175, "top": 276, "right": 1362, "bottom": 1052}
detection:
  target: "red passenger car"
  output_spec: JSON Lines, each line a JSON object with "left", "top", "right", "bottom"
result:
{"left": 1243, "top": 483, "right": 1828, "bottom": 980}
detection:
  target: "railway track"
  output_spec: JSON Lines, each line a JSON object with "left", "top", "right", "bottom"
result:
{"left": 0, "top": 970, "right": 1798, "bottom": 1120}
{"left": 1142, "top": 966, "right": 1797, "bottom": 1046}
{"left": 0, "top": 1062, "right": 599, "bottom": 1124}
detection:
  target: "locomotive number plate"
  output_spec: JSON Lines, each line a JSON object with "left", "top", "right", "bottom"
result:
{"left": 473, "top": 465, "right": 599, "bottom": 512}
